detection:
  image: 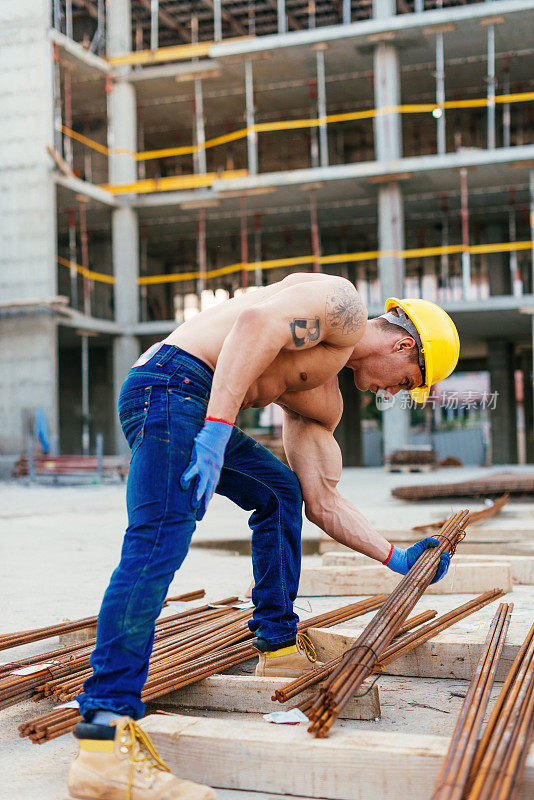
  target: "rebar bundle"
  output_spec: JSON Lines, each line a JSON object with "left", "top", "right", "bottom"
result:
{"left": 430, "top": 602, "right": 513, "bottom": 800}
{"left": 304, "top": 510, "right": 469, "bottom": 737}
{"left": 392, "top": 475, "right": 534, "bottom": 501}
{"left": 272, "top": 589, "right": 505, "bottom": 706}
{"left": 16, "top": 594, "right": 388, "bottom": 744}
{"left": 465, "top": 621, "right": 534, "bottom": 800}
{"left": 412, "top": 494, "right": 510, "bottom": 536}
{"left": 0, "top": 589, "right": 205, "bottom": 652}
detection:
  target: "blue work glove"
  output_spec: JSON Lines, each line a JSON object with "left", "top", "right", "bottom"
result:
{"left": 383, "top": 537, "right": 450, "bottom": 584}
{"left": 180, "top": 418, "right": 233, "bottom": 520}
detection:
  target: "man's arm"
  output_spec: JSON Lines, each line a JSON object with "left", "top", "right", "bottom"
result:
{"left": 282, "top": 407, "right": 391, "bottom": 562}
{"left": 206, "top": 277, "right": 366, "bottom": 423}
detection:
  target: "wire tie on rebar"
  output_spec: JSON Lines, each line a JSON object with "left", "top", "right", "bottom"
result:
{"left": 345, "top": 643, "right": 379, "bottom": 667}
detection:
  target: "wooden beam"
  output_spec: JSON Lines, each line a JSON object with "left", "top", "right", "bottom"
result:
{"left": 139, "top": 714, "right": 534, "bottom": 800}
{"left": 322, "top": 551, "right": 534, "bottom": 585}
{"left": 307, "top": 624, "right": 524, "bottom": 682}
{"left": 136, "top": 0, "right": 191, "bottom": 44}
{"left": 294, "top": 563, "right": 513, "bottom": 596}
{"left": 148, "top": 674, "right": 380, "bottom": 719}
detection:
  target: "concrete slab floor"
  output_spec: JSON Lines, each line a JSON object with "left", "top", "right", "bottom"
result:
{"left": 1, "top": 465, "right": 533, "bottom": 800}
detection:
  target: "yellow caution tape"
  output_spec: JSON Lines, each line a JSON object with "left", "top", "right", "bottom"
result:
{"left": 59, "top": 241, "right": 533, "bottom": 288}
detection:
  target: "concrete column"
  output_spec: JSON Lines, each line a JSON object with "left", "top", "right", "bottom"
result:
{"left": 0, "top": 1, "right": 59, "bottom": 454}
{"left": 373, "top": 35, "right": 409, "bottom": 457}
{"left": 520, "top": 347, "right": 534, "bottom": 463}
{"left": 107, "top": 0, "right": 140, "bottom": 453}
{"left": 334, "top": 368, "right": 362, "bottom": 466}
{"left": 486, "top": 223, "right": 511, "bottom": 296}
{"left": 245, "top": 60, "right": 258, "bottom": 175}
{"left": 488, "top": 340, "right": 518, "bottom": 464}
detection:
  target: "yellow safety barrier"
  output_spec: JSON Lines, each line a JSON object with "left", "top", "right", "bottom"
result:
{"left": 57, "top": 256, "right": 115, "bottom": 284}
{"left": 60, "top": 91, "right": 534, "bottom": 163}
{"left": 59, "top": 241, "right": 532, "bottom": 288}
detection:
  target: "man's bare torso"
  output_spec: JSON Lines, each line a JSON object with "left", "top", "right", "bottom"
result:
{"left": 164, "top": 274, "right": 364, "bottom": 425}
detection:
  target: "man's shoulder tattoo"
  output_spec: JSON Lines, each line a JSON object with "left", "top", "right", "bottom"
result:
{"left": 289, "top": 317, "right": 321, "bottom": 347}
{"left": 325, "top": 284, "right": 366, "bottom": 335}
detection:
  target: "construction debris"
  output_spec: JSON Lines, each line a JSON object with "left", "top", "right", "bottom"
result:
{"left": 430, "top": 602, "right": 513, "bottom": 800}
{"left": 303, "top": 510, "right": 469, "bottom": 737}
{"left": 386, "top": 447, "right": 436, "bottom": 473}
{"left": 392, "top": 474, "right": 534, "bottom": 501}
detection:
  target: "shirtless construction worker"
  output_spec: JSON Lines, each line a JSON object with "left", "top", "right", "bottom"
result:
{"left": 68, "top": 272, "right": 460, "bottom": 800}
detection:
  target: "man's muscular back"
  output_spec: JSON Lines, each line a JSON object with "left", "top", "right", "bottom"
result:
{"left": 164, "top": 273, "right": 367, "bottom": 424}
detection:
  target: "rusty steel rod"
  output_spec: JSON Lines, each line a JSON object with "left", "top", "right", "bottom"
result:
{"left": 304, "top": 511, "right": 469, "bottom": 737}
{"left": 430, "top": 602, "right": 513, "bottom": 800}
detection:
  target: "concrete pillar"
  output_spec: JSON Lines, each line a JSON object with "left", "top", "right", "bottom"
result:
{"left": 373, "top": 34, "right": 410, "bottom": 457}
{"left": 486, "top": 223, "right": 512, "bottom": 296}
{"left": 334, "top": 368, "right": 362, "bottom": 466}
{"left": 0, "top": 0, "right": 59, "bottom": 454}
{"left": 520, "top": 348, "right": 534, "bottom": 463}
{"left": 488, "top": 341, "right": 518, "bottom": 464}
{"left": 107, "top": 0, "right": 140, "bottom": 453}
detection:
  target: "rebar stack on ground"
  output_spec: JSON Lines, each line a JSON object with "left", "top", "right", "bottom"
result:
{"left": 17, "top": 594, "right": 389, "bottom": 743}
{"left": 392, "top": 475, "right": 534, "bottom": 501}
{"left": 0, "top": 589, "right": 205, "bottom": 652}
{"left": 304, "top": 510, "right": 469, "bottom": 737}
{"left": 412, "top": 494, "right": 510, "bottom": 535}
{"left": 272, "top": 589, "right": 505, "bottom": 707}
{"left": 465, "top": 621, "right": 534, "bottom": 800}
{"left": 430, "top": 602, "right": 513, "bottom": 800}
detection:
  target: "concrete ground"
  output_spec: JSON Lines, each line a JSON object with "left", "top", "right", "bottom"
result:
{"left": 1, "top": 465, "right": 533, "bottom": 800}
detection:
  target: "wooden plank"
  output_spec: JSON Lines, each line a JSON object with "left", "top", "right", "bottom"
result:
{"left": 139, "top": 713, "right": 534, "bottom": 800}
{"left": 322, "top": 552, "right": 534, "bottom": 584}
{"left": 307, "top": 625, "right": 524, "bottom": 682}
{"left": 148, "top": 674, "right": 380, "bottom": 720}
{"left": 297, "top": 562, "right": 513, "bottom": 596}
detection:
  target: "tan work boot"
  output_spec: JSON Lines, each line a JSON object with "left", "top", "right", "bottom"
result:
{"left": 68, "top": 716, "right": 216, "bottom": 800}
{"left": 255, "top": 633, "right": 322, "bottom": 678}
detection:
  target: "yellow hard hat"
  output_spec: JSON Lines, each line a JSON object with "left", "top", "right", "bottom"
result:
{"left": 384, "top": 297, "right": 460, "bottom": 404}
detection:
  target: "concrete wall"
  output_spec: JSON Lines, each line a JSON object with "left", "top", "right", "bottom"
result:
{"left": 0, "top": 0, "right": 58, "bottom": 454}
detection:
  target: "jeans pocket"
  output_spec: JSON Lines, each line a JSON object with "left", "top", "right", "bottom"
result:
{"left": 119, "top": 386, "right": 152, "bottom": 455}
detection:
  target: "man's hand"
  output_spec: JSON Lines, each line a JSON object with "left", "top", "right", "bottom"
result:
{"left": 180, "top": 418, "right": 233, "bottom": 520}
{"left": 383, "top": 537, "right": 450, "bottom": 584}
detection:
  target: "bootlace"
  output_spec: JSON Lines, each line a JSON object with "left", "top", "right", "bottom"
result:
{"left": 296, "top": 631, "right": 317, "bottom": 662}
{"left": 116, "top": 718, "right": 171, "bottom": 799}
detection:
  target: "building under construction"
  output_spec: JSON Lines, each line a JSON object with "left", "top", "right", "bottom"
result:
{"left": 1, "top": 0, "right": 534, "bottom": 465}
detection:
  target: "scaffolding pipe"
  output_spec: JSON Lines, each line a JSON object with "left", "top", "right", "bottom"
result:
{"left": 140, "top": 226, "right": 149, "bottom": 321}
{"left": 316, "top": 47, "right": 329, "bottom": 168}
{"left": 435, "top": 32, "right": 446, "bottom": 155}
{"left": 81, "top": 336, "right": 90, "bottom": 456}
{"left": 342, "top": 0, "right": 351, "bottom": 25}
{"left": 68, "top": 208, "right": 78, "bottom": 310}
{"left": 530, "top": 170, "right": 534, "bottom": 295}
{"left": 64, "top": 69, "right": 73, "bottom": 170}
{"left": 90, "top": 0, "right": 105, "bottom": 54}
{"left": 460, "top": 168, "right": 471, "bottom": 300}
{"left": 508, "top": 196, "right": 521, "bottom": 297}
{"left": 66, "top": 0, "right": 73, "bottom": 39}
{"left": 502, "top": 61, "right": 511, "bottom": 148}
{"left": 277, "top": 0, "right": 287, "bottom": 34}
{"left": 82, "top": 117, "right": 93, "bottom": 182}
{"left": 245, "top": 60, "right": 258, "bottom": 175}
{"left": 254, "top": 212, "right": 262, "bottom": 287}
{"left": 310, "top": 187, "right": 321, "bottom": 273}
{"left": 440, "top": 196, "right": 450, "bottom": 302}
{"left": 194, "top": 79, "right": 206, "bottom": 174}
{"left": 151, "top": 0, "right": 159, "bottom": 51}
{"left": 78, "top": 198, "right": 91, "bottom": 316}
{"left": 240, "top": 198, "right": 249, "bottom": 290}
{"left": 214, "top": 0, "right": 223, "bottom": 40}
{"left": 53, "top": 0, "right": 62, "bottom": 31}
{"left": 414, "top": 0, "right": 424, "bottom": 11}
{"left": 53, "top": 45, "right": 63, "bottom": 157}
{"left": 308, "top": 0, "right": 316, "bottom": 30}
{"left": 197, "top": 208, "right": 206, "bottom": 296}
{"left": 487, "top": 24, "right": 496, "bottom": 150}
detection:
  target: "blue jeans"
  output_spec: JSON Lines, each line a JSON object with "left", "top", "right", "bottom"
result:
{"left": 77, "top": 345, "right": 303, "bottom": 721}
